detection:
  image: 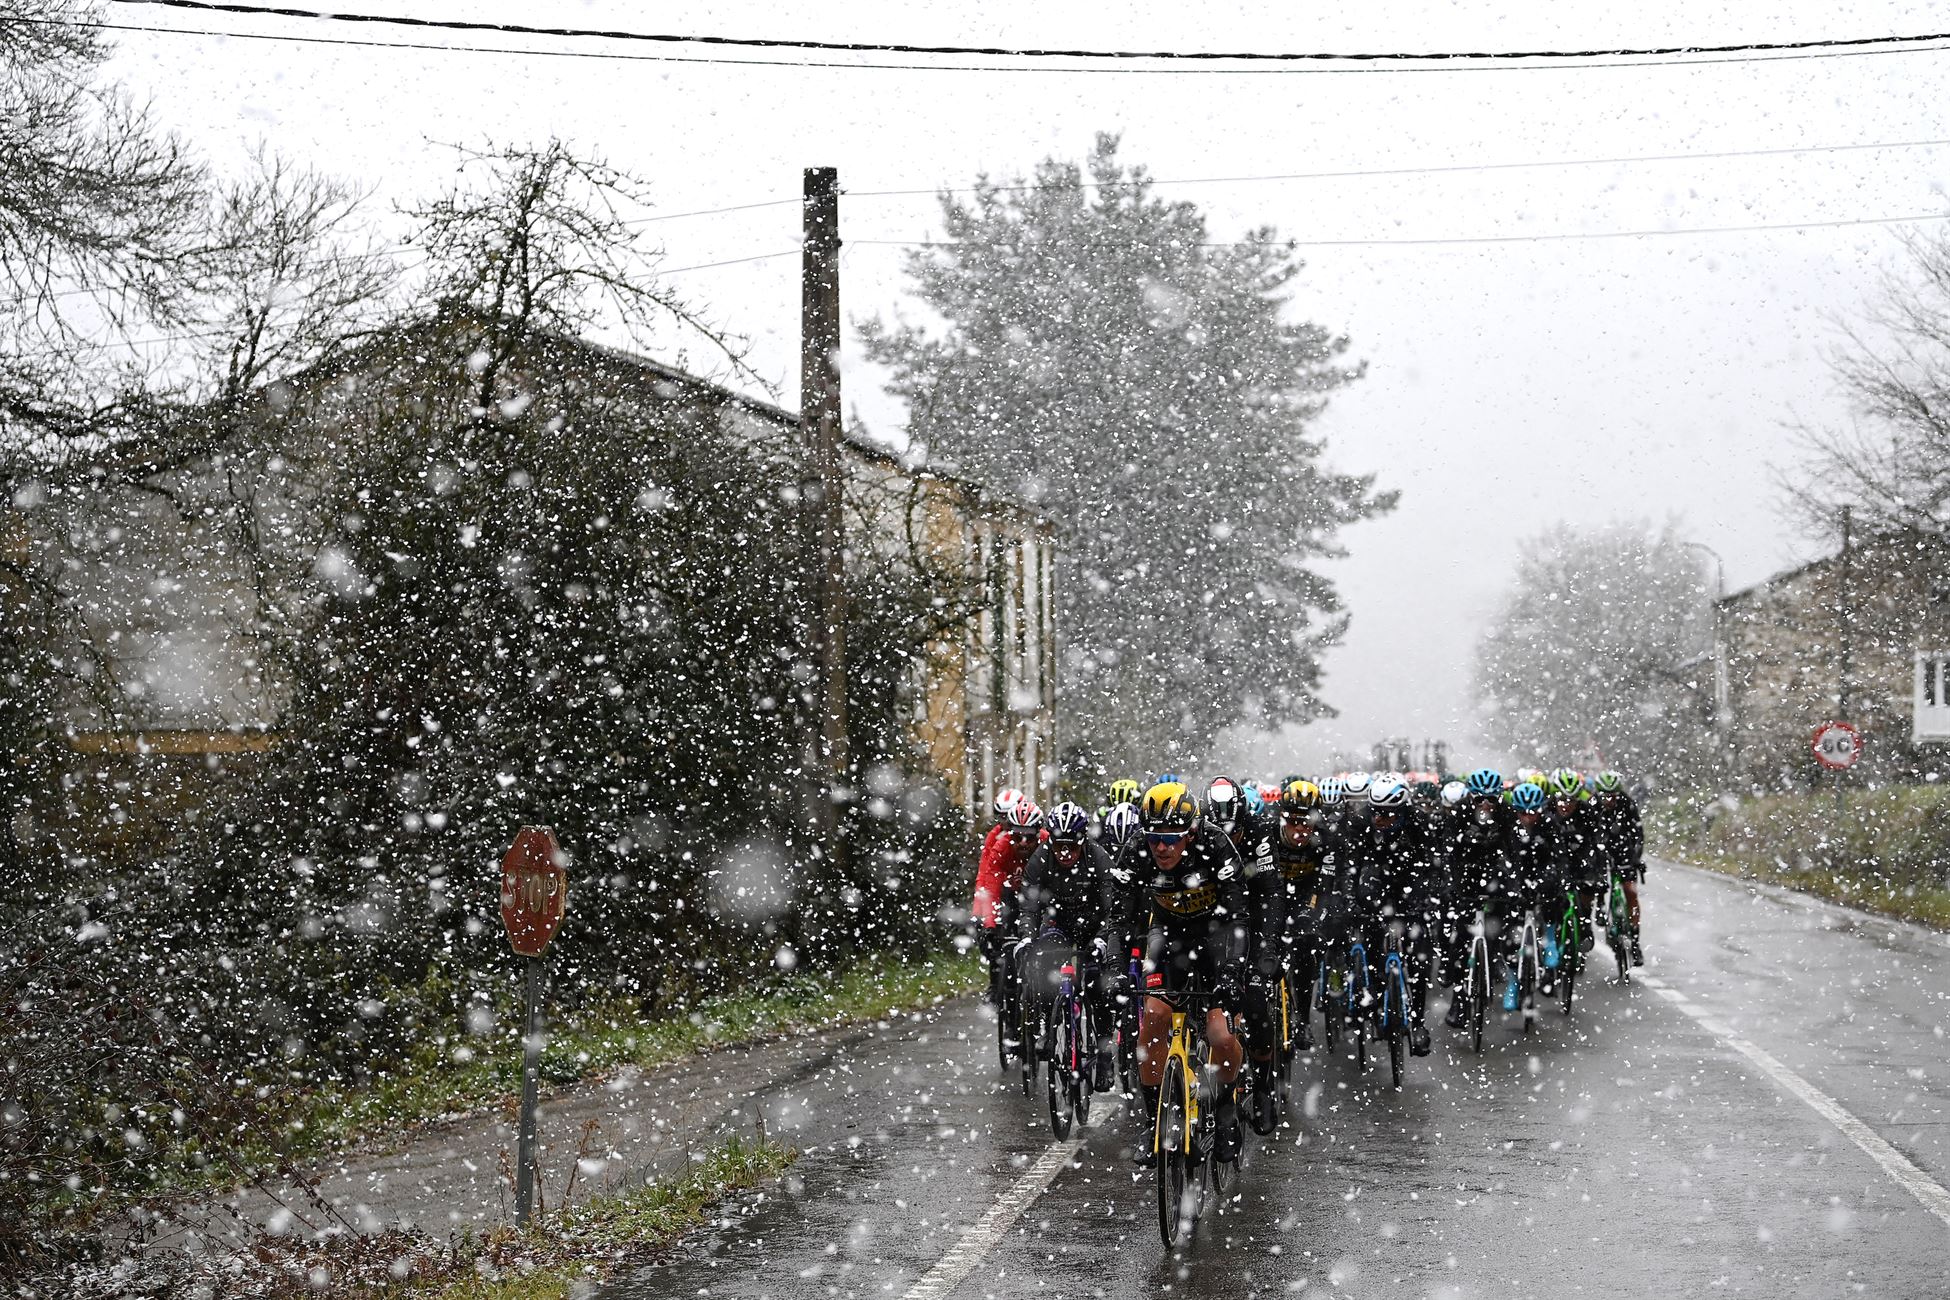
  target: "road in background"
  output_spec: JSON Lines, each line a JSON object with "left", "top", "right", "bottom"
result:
{"left": 609, "top": 862, "right": 1950, "bottom": 1299}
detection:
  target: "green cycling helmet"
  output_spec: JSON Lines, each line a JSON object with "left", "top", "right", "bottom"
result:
{"left": 1593, "top": 770, "right": 1624, "bottom": 794}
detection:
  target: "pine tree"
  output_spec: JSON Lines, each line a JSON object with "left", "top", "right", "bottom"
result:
{"left": 860, "top": 134, "right": 1391, "bottom": 774}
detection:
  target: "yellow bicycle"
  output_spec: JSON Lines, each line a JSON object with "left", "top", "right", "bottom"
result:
{"left": 1153, "top": 990, "right": 1241, "bottom": 1248}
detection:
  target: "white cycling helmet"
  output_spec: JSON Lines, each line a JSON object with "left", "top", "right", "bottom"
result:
{"left": 1440, "top": 780, "right": 1468, "bottom": 809}
{"left": 1368, "top": 777, "right": 1410, "bottom": 809}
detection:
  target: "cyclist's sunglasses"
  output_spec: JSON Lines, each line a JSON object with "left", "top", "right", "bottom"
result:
{"left": 1145, "top": 830, "right": 1191, "bottom": 847}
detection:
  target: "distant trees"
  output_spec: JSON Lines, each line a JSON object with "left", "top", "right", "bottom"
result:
{"left": 1473, "top": 519, "right": 1718, "bottom": 782}
{"left": 861, "top": 134, "right": 1390, "bottom": 776}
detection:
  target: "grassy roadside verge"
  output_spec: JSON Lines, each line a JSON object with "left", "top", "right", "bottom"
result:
{"left": 1648, "top": 786, "right": 1950, "bottom": 930}
{"left": 421, "top": 1135, "right": 797, "bottom": 1300}
{"left": 294, "top": 949, "right": 983, "bottom": 1164}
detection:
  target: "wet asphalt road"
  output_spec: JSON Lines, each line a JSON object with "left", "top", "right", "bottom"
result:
{"left": 605, "top": 862, "right": 1950, "bottom": 1299}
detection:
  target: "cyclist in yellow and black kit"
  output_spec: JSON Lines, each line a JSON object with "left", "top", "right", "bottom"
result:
{"left": 1269, "top": 778, "right": 1332, "bottom": 1053}
{"left": 1113, "top": 781, "right": 1250, "bottom": 1167}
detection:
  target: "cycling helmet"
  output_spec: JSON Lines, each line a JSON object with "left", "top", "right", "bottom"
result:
{"left": 992, "top": 787, "right": 1025, "bottom": 822}
{"left": 1139, "top": 781, "right": 1199, "bottom": 831}
{"left": 1006, "top": 800, "right": 1044, "bottom": 832}
{"left": 1368, "top": 777, "right": 1410, "bottom": 809}
{"left": 1343, "top": 771, "right": 1373, "bottom": 798}
{"left": 1440, "top": 780, "right": 1467, "bottom": 809}
{"left": 1464, "top": 767, "right": 1503, "bottom": 799}
{"left": 1242, "top": 784, "right": 1266, "bottom": 818}
{"left": 1511, "top": 782, "right": 1547, "bottom": 813}
{"left": 1548, "top": 768, "right": 1583, "bottom": 799}
{"left": 1102, "top": 800, "right": 1141, "bottom": 849}
{"left": 1107, "top": 777, "right": 1142, "bottom": 807}
{"left": 1155, "top": 772, "right": 1184, "bottom": 786}
{"left": 1594, "top": 770, "right": 1624, "bottom": 794}
{"left": 1280, "top": 779, "right": 1321, "bottom": 811}
{"left": 1046, "top": 801, "right": 1089, "bottom": 844}
{"left": 1204, "top": 776, "right": 1245, "bottom": 833}
{"left": 1319, "top": 777, "right": 1346, "bottom": 807}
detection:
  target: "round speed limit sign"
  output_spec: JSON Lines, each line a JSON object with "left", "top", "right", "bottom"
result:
{"left": 1812, "top": 720, "right": 1863, "bottom": 771}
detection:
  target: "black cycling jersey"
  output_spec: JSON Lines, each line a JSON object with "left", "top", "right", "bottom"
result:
{"left": 1340, "top": 812, "right": 1439, "bottom": 917}
{"left": 1592, "top": 794, "right": 1645, "bottom": 874}
{"left": 1116, "top": 822, "right": 1246, "bottom": 932}
{"left": 1021, "top": 839, "right": 1116, "bottom": 945}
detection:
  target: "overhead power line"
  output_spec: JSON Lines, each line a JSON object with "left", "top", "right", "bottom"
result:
{"left": 847, "top": 210, "right": 1950, "bottom": 251}
{"left": 85, "top": 2, "right": 1950, "bottom": 73}
{"left": 629, "top": 135, "right": 1950, "bottom": 227}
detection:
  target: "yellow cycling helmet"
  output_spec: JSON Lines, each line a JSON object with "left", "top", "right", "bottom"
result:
{"left": 1139, "top": 781, "right": 1199, "bottom": 831}
{"left": 1107, "top": 777, "right": 1142, "bottom": 807}
{"left": 1280, "top": 779, "right": 1321, "bottom": 811}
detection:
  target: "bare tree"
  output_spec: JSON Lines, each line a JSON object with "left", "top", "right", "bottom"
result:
{"left": 402, "top": 138, "right": 763, "bottom": 405}
{"left": 1785, "top": 228, "right": 1950, "bottom": 542}
{"left": 0, "top": 0, "right": 205, "bottom": 455}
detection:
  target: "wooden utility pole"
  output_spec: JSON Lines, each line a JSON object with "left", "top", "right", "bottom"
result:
{"left": 1836, "top": 504, "right": 1853, "bottom": 825}
{"left": 801, "top": 167, "right": 848, "bottom": 838}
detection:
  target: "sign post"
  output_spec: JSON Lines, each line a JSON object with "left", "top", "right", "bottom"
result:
{"left": 1812, "top": 721, "right": 1862, "bottom": 855}
{"left": 500, "top": 825, "right": 568, "bottom": 1228}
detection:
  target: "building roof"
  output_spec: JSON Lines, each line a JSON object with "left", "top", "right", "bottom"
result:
{"left": 257, "top": 311, "right": 1053, "bottom": 534}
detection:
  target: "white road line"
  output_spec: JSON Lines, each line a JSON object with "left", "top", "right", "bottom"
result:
{"left": 1639, "top": 972, "right": 1950, "bottom": 1228}
{"left": 900, "top": 1124, "right": 1091, "bottom": 1300}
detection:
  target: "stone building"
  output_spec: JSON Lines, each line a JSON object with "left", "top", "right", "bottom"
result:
{"left": 1720, "top": 528, "right": 1950, "bottom": 788}
{"left": 22, "top": 318, "right": 1056, "bottom": 863}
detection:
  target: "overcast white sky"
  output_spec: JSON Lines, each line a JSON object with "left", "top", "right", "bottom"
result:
{"left": 100, "top": 0, "right": 1950, "bottom": 772}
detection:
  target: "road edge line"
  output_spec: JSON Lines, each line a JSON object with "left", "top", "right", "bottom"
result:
{"left": 900, "top": 1125, "right": 1090, "bottom": 1300}
{"left": 1639, "top": 972, "right": 1950, "bottom": 1229}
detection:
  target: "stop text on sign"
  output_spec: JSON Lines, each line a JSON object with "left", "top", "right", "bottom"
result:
{"left": 500, "top": 825, "right": 569, "bottom": 957}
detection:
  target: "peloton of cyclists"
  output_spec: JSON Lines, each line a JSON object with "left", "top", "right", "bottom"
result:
{"left": 968, "top": 762, "right": 1651, "bottom": 1118}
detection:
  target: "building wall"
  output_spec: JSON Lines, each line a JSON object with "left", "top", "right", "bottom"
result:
{"left": 26, "top": 325, "right": 1057, "bottom": 852}
{"left": 1723, "top": 530, "right": 1950, "bottom": 787}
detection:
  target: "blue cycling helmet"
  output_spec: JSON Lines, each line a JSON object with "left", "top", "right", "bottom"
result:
{"left": 1319, "top": 777, "right": 1346, "bottom": 806}
{"left": 1242, "top": 784, "right": 1266, "bottom": 817}
{"left": 1046, "top": 801, "right": 1090, "bottom": 844}
{"left": 1511, "top": 782, "right": 1547, "bottom": 813}
{"left": 1102, "top": 801, "right": 1141, "bottom": 848}
{"left": 1465, "top": 767, "right": 1502, "bottom": 798}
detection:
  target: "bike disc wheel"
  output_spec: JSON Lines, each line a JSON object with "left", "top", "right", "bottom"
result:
{"left": 1047, "top": 1018, "right": 1072, "bottom": 1139}
{"left": 1388, "top": 970, "right": 1408, "bottom": 1087}
{"left": 1520, "top": 949, "right": 1537, "bottom": 1035}
{"left": 1156, "top": 1058, "right": 1190, "bottom": 1249}
{"left": 1469, "top": 958, "right": 1487, "bottom": 1055}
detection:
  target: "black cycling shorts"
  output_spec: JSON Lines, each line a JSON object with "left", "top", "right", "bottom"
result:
{"left": 1141, "top": 923, "right": 1233, "bottom": 1007}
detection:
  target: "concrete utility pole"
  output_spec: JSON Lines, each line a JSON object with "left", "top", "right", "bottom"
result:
{"left": 802, "top": 167, "right": 848, "bottom": 837}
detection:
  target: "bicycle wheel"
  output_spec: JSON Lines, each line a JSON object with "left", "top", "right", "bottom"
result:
{"left": 1469, "top": 946, "right": 1488, "bottom": 1055}
{"left": 1320, "top": 970, "right": 1340, "bottom": 1052}
{"left": 1073, "top": 1003, "right": 1093, "bottom": 1127}
{"left": 1047, "top": 1011, "right": 1072, "bottom": 1139}
{"left": 1520, "top": 942, "right": 1538, "bottom": 1036}
{"left": 1155, "top": 1057, "right": 1191, "bottom": 1249}
{"left": 1387, "top": 965, "right": 1408, "bottom": 1087}
{"left": 1352, "top": 981, "right": 1369, "bottom": 1072}
{"left": 1020, "top": 1006, "right": 1038, "bottom": 1096}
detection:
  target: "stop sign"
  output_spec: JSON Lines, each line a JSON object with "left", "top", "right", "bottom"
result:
{"left": 500, "top": 826, "right": 569, "bottom": 957}
{"left": 1812, "top": 720, "right": 1863, "bottom": 771}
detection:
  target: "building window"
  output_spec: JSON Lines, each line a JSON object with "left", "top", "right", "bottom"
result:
{"left": 1916, "top": 650, "right": 1950, "bottom": 742}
